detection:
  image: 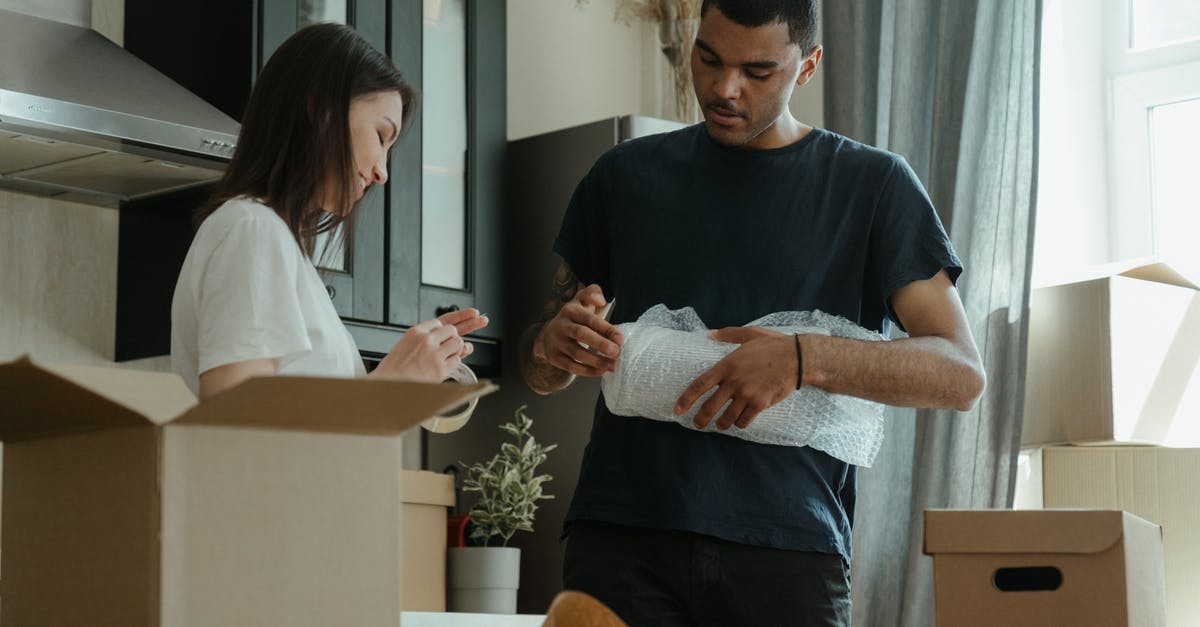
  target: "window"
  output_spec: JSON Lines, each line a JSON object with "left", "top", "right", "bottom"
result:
{"left": 1034, "top": 0, "right": 1200, "bottom": 284}
{"left": 1129, "top": 0, "right": 1200, "bottom": 49}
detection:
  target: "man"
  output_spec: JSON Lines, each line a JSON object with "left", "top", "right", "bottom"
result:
{"left": 519, "top": 1, "right": 986, "bottom": 625}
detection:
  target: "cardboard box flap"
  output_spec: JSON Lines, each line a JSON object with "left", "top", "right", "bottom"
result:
{"left": 0, "top": 356, "right": 189, "bottom": 441}
{"left": 924, "top": 509, "right": 1126, "bottom": 555}
{"left": 173, "top": 375, "right": 498, "bottom": 435}
{"left": 402, "top": 470, "right": 456, "bottom": 506}
{"left": 1034, "top": 257, "right": 1199, "bottom": 290}
{"left": 1118, "top": 261, "right": 1199, "bottom": 290}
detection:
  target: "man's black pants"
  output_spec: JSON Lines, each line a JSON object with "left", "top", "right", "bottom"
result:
{"left": 562, "top": 520, "right": 851, "bottom": 627}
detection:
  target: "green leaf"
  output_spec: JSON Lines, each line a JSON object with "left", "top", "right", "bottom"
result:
{"left": 450, "top": 405, "right": 556, "bottom": 545}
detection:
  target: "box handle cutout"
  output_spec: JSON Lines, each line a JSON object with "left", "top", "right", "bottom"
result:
{"left": 992, "top": 566, "right": 1063, "bottom": 592}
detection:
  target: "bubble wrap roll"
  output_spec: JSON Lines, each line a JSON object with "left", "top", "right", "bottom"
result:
{"left": 600, "top": 305, "right": 887, "bottom": 467}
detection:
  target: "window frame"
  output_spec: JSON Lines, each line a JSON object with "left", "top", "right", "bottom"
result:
{"left": 1105, "top": 1, "right": 1200, "bottom": 262}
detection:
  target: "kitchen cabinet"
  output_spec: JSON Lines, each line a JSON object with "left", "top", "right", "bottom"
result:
{"left": 384, "top": 0, "right": 504, "bottom": 341}
{"left": 120, "top": 0, "right": 504, "bottom": 371}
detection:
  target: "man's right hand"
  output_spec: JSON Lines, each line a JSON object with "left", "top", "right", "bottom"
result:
{"left": 533, "top": 284, "right": 623, "bottom": 377}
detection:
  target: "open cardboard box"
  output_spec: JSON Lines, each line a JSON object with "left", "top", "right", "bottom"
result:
{"left": 1022, "top": 260, "right": 1200, "bottom": 447}
{"left": 0, "top": 356, "right": 496, "bottom": 627}
{"left": 924, "top": 509, "right": 1166, "bottom": 627}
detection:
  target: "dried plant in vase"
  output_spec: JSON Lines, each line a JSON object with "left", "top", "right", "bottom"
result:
{"left": 577, "top": 0, "right": 703, "bottom": 122}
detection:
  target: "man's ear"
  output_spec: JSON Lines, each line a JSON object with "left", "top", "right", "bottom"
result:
{"left": 796, "top": 44, "right": 823, "bottom": 87}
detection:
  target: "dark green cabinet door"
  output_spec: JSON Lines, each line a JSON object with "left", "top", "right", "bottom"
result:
{"left": 388, "top": 0, "right": 504, "bottom": 341}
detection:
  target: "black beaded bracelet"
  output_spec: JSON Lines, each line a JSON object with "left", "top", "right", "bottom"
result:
{"left": 793, "top": 333, "right": 803, "bottom": 390}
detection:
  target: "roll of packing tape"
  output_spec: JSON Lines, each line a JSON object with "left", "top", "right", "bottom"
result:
{"left": 421, "top": 362, "right": 478, "bottom": 433}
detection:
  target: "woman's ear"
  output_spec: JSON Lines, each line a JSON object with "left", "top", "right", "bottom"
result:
{"left": 305, "top": 94, "right": 335, "bottom": 130}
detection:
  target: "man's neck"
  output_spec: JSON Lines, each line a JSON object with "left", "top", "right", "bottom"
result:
{"left": 744, "top": 113, "right": 810, "bottom": 149}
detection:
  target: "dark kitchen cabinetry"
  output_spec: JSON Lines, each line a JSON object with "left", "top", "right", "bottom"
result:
{"left": 382, "top": 0, "right": 505, "bottom": 347}
{"left": 120, "top": 0, "right": 504, "bottom": 373}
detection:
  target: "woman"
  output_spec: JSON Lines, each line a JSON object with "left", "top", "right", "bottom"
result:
{"left": 171, "top": 23, "right": 486, "bottom": 399}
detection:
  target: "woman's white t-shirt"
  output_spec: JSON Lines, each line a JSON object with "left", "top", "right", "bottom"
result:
{"left": 171, "top": 197, "right": 365, "bottom": 395}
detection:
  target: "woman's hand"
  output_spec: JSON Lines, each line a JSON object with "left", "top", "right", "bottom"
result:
{"left": 369, "top": 308, "right": 489, "bottom": 383}
{"left": 440, "top": 307, "right": 490, "bottom": 356}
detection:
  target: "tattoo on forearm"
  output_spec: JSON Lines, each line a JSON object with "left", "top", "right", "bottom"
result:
{"left": 543, "top": 264, "right": 579, "bottom": 321}
{"left": 521, "top": 263, "right": 581, "bottom": 393}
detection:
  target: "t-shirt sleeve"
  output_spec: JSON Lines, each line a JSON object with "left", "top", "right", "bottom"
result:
{"left": 195, "top": 215, "right": 312, "bottom": 376}
{"left": 868, "top": 156, "right": 963, "bottom": 327}
{"left": 552, "top": 152, "right": 614, "bottom": 290}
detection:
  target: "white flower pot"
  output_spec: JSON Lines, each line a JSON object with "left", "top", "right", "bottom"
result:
{"left": 447, "top": 546, "right": 521, "bottom": 614}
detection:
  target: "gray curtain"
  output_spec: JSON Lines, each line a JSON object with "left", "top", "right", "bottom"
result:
{"left": 822, "top": 1, "right": 1041, "bottom": 625}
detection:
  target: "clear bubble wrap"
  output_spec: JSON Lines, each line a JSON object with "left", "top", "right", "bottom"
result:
{"left": 600, "top": 305, "right": 888, "bottom": 467}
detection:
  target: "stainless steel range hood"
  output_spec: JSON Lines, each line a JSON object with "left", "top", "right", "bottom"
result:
{"left": 0, "top": 9, "right": 239, "bottom": 206}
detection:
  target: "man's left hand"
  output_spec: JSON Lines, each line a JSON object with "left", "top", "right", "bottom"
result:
{"left": 674, "top": 327, "right": 799, "bottom": 431}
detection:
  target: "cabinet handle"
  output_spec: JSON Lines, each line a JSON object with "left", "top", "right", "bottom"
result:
{"left": 325, "top": 285, "right": 336, "bottom": 299}
{"left": 435, "top": 304, "right": 460, "bottom": 316}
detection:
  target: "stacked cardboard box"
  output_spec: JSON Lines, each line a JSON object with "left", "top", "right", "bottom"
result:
{"left": 1015, "top": 261, "right": 1199, "bottom": 627}
{"left": 0, "top": 356, "right": 494, "bottom": 627}
{"left": 924, "top": 509, "right": 1165, "bottom": 627}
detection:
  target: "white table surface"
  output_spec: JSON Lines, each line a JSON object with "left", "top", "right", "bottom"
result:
{"left": 400, "top": 611, "right": 546, "bottom": 626}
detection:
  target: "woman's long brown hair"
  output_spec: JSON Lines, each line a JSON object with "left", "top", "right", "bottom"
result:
{"left": 195, "top": 23, "right": 417, "bottom": 258}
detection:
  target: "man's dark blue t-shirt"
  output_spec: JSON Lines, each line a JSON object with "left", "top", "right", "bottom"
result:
{"left": 553, "top": 124, "right": 962, "bottom": 558}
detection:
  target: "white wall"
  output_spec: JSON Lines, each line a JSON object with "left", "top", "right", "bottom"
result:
{"left": 0, "top": 191, "right": 170, "bottom": 371}
{"left": 507, "top": 0, "right": 658, "bottom": 140}
{"left": 506, "top": 0, "right": 824, "bottom": 140}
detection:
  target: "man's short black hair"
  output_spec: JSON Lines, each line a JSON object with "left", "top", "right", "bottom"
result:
{"left": 700, "top": 0, "right": 819, "bottom": 52}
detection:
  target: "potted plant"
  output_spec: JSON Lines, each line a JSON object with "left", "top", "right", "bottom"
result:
{"left": 447, "top": 405, "right": 556, "bottom": 614}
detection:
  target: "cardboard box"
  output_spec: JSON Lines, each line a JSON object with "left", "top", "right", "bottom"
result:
{"left": 0, "top": 356, "right": 495, "bottom": 627}
{"left": 402, "top": 470, "right": 455, "bottom": 612}
{"left": 1022, "top": 262, "right": 1200, "bottom": 447}
{"left": 1015, "top": 447, "right": 1200, "bottom": 626}
{"left": 924, "top": 509, "right": 1166, "bottom": 627}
